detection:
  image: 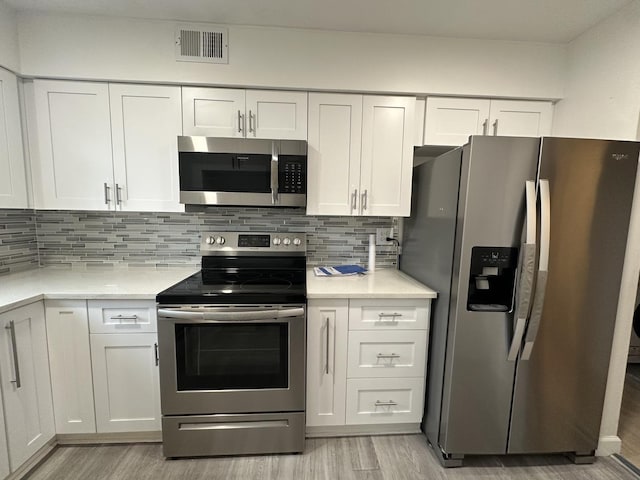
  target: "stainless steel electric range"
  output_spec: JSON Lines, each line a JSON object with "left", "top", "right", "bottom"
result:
{"left": 156, "top": 231, "right": 306, "bottom": 458}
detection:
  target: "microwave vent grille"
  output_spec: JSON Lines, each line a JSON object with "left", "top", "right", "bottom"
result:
{"left": 175, "top": 25, "right": 228, "bottom": 64}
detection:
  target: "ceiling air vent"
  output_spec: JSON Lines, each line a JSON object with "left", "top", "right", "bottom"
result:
{"left": 175, "top": 25, "right": 228, "bottom": 64}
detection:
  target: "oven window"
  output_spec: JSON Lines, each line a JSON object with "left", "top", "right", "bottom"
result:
{"left": 175, "top": 323, "right": 288, "bottom": 390}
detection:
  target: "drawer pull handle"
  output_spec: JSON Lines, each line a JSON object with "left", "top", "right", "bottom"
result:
{"left": 377, "top": 312, "right": 402, "bottom": 320}
{"left": 110, "top": 314, "right": 138, "bottom": 321}
{"left": 374, "top": 400, "right": 398, "bottom": 407}
{"left": 376, "top": 353, "right": 400, "bottom": 360}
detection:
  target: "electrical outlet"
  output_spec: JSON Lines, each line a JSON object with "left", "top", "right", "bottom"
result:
{"left": 376, "top": 228, "right": 393, "bottom": 245}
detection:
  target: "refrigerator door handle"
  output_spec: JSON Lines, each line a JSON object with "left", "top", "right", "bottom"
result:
{"left": 521, "top": 179, "right": 551, "bottom": 361}
{"left": 508, "top": 181, "right": 537, "bottom": 361}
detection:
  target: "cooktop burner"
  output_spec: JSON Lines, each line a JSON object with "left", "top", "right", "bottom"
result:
{"left": 157, "top": 232, "right": 307, "bottom": 305}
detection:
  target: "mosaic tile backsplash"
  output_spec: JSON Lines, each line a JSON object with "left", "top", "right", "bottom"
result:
{"left": 0, "top": 209, "right": 39, "bottom": 275}
{"left": 0, "top": 208, "right": 397, "bottom": 272}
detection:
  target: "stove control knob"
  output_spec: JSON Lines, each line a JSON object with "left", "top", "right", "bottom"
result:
{"left": 293, "top": 238, "right": 302, "bottom": 246}
{"left": 206, "top": 236, "right": 216, "bottom": 245}
{"left": 273, "top": 237, "right": 282, "bottom": 246}
{"left": 216, "top": 236, "right": 225, "bottom": 245}
{"left": 283, "top": 237, "right": 291, "bottom": 246}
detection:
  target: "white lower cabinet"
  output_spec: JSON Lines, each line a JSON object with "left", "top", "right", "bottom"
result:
{"left": 306, "top": 300, "right": 349, "bottom": 427}
{"left": 0, "top": 388, "right": 9, "bottom": 479}
{"left": 90, "top": 333, "right": 161, "bottom": 432}
{"left": 307, "top": 298, "right": 430, "bottom": 434}
{"left": 0, "top": 301, "right": 55, "bottom": 472}
{"left": 46, "top": 300, "right": 96, "bottom": 434}
{"left": 345, "top": 377, "right": 424, "bottom": 425}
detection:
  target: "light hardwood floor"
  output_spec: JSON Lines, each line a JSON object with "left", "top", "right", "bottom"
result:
{"left": 26, "top": 434, "right": 637, "bottom": 480}
{"left": 620, "top": 364, "right": 640, "bottom": 468}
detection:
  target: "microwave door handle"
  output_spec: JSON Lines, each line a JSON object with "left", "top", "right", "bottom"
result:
{"left": 521, "top": 179, "right": 551, "bottom": 361}
{"left": 508, "top": 181, "right": 537, "bottom": 361}
{"left": 271, "top": 141, "right": 279, "bottom": 205}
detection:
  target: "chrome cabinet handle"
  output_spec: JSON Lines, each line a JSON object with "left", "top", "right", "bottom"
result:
{"left": 154, "top": 343, "right": 159, "bottom": 366}
{"left": 324, "top": 317, "right": 330, "bottom": 375}
{"left": 376, "top": 353, "right": 400, "bottom": 359}
{"left": 104, "top": 182, "right": 111, "bottom": 205}
{"left": 249, "top": 110, "right": 255, "bottom": 135}
{"left": 351, "top": 189, "right": 358, "bottom": 211}
{"left": 5, "top": 321, "right": 21, "bottom": 388}
{"left": 482, "top": 119, "right": 488, "bottom": 135}
{"left": 374, "top": 400, "right": 397, "bottom": 407}
{"left": 361, "top": 190, "right": 368, "bottom": 211}
{"left": 110, "top": 314, "right": 138, "bottom": 321}
{"left": 493, "top": 119, "right": 499, "bottom": 135}
{"left": 115, "top": 183, "right": 123, "bottom": 206}
{"left": 237, "top": 110, "right": 243, "bottom": 133}
{"left": 378, "top": 312, "right": 402, "bottom": 320}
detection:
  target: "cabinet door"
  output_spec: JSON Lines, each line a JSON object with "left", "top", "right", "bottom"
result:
{"left": 182, "top": 87, "right": 245, "bottom": 137}
{"left": 45, "top": 300, "right": 96, "bottom": 434}
{"left": 30, "top": 80, "right": 114, "bottom": 210}
{"left": 306, "top": 300, "right": 348, "bottom": 427}
{"left": 360, "top": 96, "right": 415, "bottom": 217}
{"left": 488, "top": 100, "right": 553, "bottom": 137}
{"left": 91, "top": 333, "right": 161, "bottom": 432}
{"left": 0, "top": 68, "right": 27, "bottom": 208}
{"left": 110, "top": 84, "right": 183, "bottom": 212}
{"left": 307, "top": 93, "right": 362, "bottom": 216}
{"left": 0, "top": 301, "right": 55, "bottom": 471}
{"left": 245, "top": 90, "right": 307, "bottom": 140}
{"left": 424, "top": 97, "right": 490, "bottom": 146}
{"left": 0, "top": 390, "right": 9, "bottom": 479}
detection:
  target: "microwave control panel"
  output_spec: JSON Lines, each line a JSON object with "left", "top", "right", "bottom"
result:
{"left": 279, "top": 156, "right": 306, "bottom": 194}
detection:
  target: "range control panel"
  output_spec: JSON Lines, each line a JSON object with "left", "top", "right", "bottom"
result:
{"left": 200, "top": 232, "right": 306, "bottom": 255}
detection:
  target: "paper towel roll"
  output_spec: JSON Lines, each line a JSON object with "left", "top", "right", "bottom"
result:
{"left": 368, "top": 234, "right": 376, "bottom": 272}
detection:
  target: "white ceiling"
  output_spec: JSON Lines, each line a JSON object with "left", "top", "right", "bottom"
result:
{"left": 2, "top": 0, "right": 633, "bottom": 43}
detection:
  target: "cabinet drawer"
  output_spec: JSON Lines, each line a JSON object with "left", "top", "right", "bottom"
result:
{"left": 347, "top": 330, "right": 427, "bottom": 378}
{"left": 345, "top": 377, "right": 423, "bottom": 425}
{"left": 88, "top": 300, "right": 157, "bottom": 333}
{"left": 349, "top": 299, "right": 428, "bottom": 330}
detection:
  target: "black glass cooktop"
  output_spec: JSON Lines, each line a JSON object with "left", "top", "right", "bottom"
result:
{"left": 157, "top": 256, "right": 307, "bottom": 305}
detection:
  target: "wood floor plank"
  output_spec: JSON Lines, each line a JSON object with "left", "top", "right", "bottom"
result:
{"left": 24, "top": 435, "right": 640, "bottom": 480}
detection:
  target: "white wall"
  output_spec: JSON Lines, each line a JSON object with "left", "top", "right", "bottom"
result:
{"left": 552, "top": 1, "right": 640, "bottom": 140}
{"left": 17, "top": 12, "right": 565, "bottom": 99}
{"left": 0, "top": 2, "right": 20, "bottom": 72}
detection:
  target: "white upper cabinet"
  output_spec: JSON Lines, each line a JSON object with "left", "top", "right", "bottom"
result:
{"left": 488, "top": 99, "right": 553, "bottom": 137}
{"left": 183, "top": 87, "right": 307, "bottom": 140}
{"left": 109, "top": 84, "right": 183, "bottom": 212}
{"left": 30, "top": 80, "right": 114, "bottom": 210}
{"left": 424, "top": 97, "right": 553, "bottom": 146}
{"left": 307, "top": 93, "right": 415, "bottom": 217}
{"left": 360, "top": 96, "right": 414, "bottom": 217}
{"left": 0, "top": 301, "right": 55, "bottom": 471}
{"left": 0, "top": 68, "right": 28, "bottom": 209}
{"left": 29, "top": 80, "right": 183, "bottom": 212}
{"left": 307, "top": 93, "right": 362, "bottom": 216}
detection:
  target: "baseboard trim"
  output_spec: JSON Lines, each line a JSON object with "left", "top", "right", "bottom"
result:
{"left": 56, "top": 431, "right": 162, "bottom": 445}
{"left": 7, "top": 437, "right": 57, "bottom": 480}
{"left": 596, "top": 435, "right": 622, "bottom": 456}
{"left": 305, "top": 423, "right": 421, "bottom": 438}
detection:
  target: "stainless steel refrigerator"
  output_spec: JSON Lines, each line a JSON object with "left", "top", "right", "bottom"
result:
{"left": 401, "top": 136, "right": 640, "bottom": 466}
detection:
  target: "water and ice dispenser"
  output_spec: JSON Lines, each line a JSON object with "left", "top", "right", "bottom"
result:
{"left": 467, "top": 247, "right": 518, "bottom": 312}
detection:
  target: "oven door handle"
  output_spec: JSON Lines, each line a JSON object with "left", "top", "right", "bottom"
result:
{"left": 157, "top": 307, "right": 305, "bottom": 322}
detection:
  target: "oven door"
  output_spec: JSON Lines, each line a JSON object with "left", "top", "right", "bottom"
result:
{"left": 157, "top": 305, "right": 305, "bottom": 415}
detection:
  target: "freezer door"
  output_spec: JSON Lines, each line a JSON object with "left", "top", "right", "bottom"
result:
{"left": 439, "top": 136, "right": 540, "bottom": 455}
{"left": 508, "top": 138, "right": 640, "bottom": 454}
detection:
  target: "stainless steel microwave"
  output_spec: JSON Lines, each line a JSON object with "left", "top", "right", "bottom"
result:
{"left": 178, "top": 136, "right": 307, "bottom": 208}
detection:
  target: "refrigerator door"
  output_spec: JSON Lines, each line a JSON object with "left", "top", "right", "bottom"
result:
{"left": 438, "top": 136, "right": 540, "bottom": 455}
{"left": 508, "top": 138, "right": 640, "bottom": 454}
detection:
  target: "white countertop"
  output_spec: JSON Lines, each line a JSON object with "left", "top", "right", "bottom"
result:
{"left": 0, "top": 266, "right": 199, "bottom": 313}
{"left": 306, "top": 268, "right": 437, "bottom": 299}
